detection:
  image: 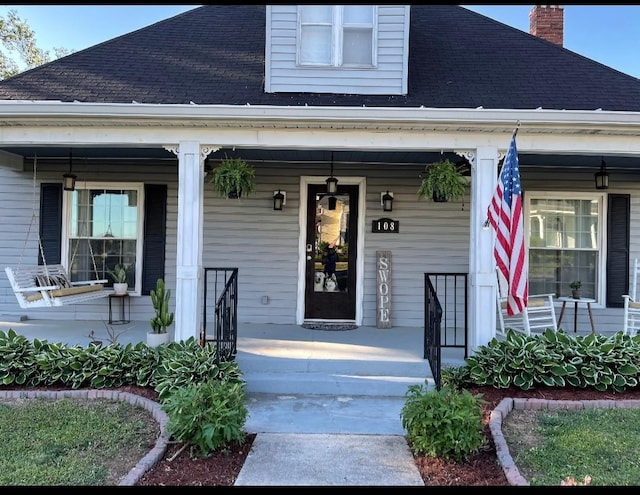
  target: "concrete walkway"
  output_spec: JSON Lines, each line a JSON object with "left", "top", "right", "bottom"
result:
{"left": 236, "top": 393, "right": 425, "bottom": 486}
{"left": 235, "top": 433, "right": 424, "bottom": 486}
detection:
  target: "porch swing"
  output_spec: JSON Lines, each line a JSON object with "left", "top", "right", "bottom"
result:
{"left": 4, "top": 155, "right": 109, "bottom": 308}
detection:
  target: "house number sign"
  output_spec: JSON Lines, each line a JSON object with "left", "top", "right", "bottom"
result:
{"left": 372, "top": 218, "right": 399, "bottom": 233}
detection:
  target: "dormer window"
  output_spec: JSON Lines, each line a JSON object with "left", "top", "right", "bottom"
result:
{"left": 298, "top": 5, "right": 376, "bottom": 68}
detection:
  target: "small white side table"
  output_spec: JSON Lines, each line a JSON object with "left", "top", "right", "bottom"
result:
{"left": 556, "top": 297, "right": 596, "bottom": 334}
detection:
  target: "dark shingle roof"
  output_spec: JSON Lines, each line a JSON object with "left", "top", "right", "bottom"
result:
{"left": 0, "top": 5, "right": 638, "bottom": 111}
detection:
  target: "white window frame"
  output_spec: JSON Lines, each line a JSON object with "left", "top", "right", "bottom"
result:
{"left": 297, "top": 5, "right": 377, "bottom": 68}
{"left": 62, "top": 182, "right": 145, "bottom": 296}
{"left": 524, "top": 191, "right": 607, "bottom": 306}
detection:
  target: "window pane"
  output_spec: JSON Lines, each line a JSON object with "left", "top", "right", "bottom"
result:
{"left": 300, "top": 5, "right": 332, "bottom": 23}
{"left": 300, "top": 26, "right": 332, "bottom": 64}
{"left": 528, "top": 197, "right": 600, "bottom": 299}
{"left": 343, "top": 28, "right": 373, "bottom": 65}
{"left": 343, "top": 5, "right": 373, "bottom": 24}
{"left": 529, "top": 249, "right": 597, "bottom": 299}
{"left": 68, "top": 186, "right": 138, "bottom": 287}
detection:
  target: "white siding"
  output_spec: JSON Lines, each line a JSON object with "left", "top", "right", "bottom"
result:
{"left": 266, "top": 5, "right": 409, "bottom": 95}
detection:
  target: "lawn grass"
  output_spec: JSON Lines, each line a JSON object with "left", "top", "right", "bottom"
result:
{"left": 0, "top": 398, "right": 159, "bottom": 485}
{"left": 507, "top": 408, "right": 640, "bottom": 486}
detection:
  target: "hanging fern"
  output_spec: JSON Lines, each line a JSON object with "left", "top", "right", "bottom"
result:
{"left": 417, "top": 159, "right": 468, "bottom": 202}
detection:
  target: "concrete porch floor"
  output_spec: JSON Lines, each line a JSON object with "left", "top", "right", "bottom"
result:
{"left": 0, "top": 316, "right": 613, "bottom": 365}
{"left": 0, "top": 317, "right": 466, "bottom": 360}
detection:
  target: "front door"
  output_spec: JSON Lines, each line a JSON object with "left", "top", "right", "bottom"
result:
{"left": 304, "top": 184, "right": 359, "bottom": 320}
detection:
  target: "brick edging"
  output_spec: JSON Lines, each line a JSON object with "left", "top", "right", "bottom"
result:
{"left": 0, "top": 389, "right": 169, "bottom": 486}
{"left": 489, "top": 397, "right": 640, "bottom": 486}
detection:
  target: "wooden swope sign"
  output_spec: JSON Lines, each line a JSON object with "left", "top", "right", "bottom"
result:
{"left": 376, "top": 250, "right": 392, "bottom": 328}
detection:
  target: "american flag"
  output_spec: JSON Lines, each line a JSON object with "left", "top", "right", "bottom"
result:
{"left": 487, "top": 131, "right": 528, "bottom": 315}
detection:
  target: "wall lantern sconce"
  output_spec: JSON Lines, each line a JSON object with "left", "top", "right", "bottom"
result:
{"left": 62, "top": 149, "right": 77, "bottom": 191}
{"left": 381, "top": 191, "right": 394, "bottom": 212}
{"left": 594, "top": 158, "right": 609, "bottom": 190}
{"left": 273, "top": 190, "right": 286, "bottom": 210}
{"left": 325, "top": 154, "right": 338, "bottom": 195}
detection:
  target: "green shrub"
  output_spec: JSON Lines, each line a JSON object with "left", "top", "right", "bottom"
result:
{"left": 443, "top": 328, "right": 640, "bottom": 393}
{"left": 151, "top": 338, "right": 244, "bottom": 401}
{"left": 161, "top": 379, "right": 248, "bottom": 458}
{"left": 0, "top": 330, "right": 242, "bottom": 402}
{"left": 401, "top": 383, "right": 487, "bottom": 462}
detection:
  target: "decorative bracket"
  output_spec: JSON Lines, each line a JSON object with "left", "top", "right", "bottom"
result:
{"left": 162, "top": 145, "right": 221, "bottom": 160}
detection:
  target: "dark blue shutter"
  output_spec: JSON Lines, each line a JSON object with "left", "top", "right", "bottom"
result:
{"left": 142, "top": 184, "right": 167, "bottom": 295}
{"left": 38, "top": 183, "right": 62, "bottom": 265}
{"left": 606, "top": 194, "right": 630, "bottom": 308}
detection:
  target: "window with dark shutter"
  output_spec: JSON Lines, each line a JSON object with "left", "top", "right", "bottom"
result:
{"left": 606, "top": 194, "right": 630, "bottom": 308}
{"left": 142, "top": 184, "right": 167, "bottom": 295}
{"left": 39, "top": 183, "right": 62, "bottom": 265}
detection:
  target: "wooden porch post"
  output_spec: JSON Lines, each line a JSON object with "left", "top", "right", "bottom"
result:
{"left": 173, "top": 141, "right": 209, "bottom": 342}
{"left": 467, "top": 146, "right": 500, "bottom": 353}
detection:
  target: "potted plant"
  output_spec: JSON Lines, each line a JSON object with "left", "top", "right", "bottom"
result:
{"left": 417, "top": 158, "right": 468, "bottom": 202}
{"left": 107, "top": 263, "right": 131, "bottom": 294}
{"left": 570, "top": 280, "right": 582, "bottom": 299}
{"left": 147, "top": 278, "right": 174, "bottom": 347}
{"left": 208, "top": 155, "right": 256, "bottom": 199}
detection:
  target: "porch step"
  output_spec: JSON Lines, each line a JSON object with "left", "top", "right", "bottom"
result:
{"left": 239, "top": 370, "right": 432, "bottom": 397}
{"left": 234, "top": 350, "right": 434, "bottom": 397}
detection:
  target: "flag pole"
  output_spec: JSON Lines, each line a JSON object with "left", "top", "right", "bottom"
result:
{"left": 482, "top": 121, "right": 521, "bottom": 229}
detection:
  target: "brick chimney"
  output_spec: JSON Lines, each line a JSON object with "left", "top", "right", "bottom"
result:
{"left": 529, "top": 5, "right": 564, "bottom": 46}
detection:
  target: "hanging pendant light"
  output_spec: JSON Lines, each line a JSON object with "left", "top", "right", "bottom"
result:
{"left": 63, "top": 149, "right": 77, "bottom": 191}
{"left": 325, "top": 152, "right": 338, "bottom": 195}
{"left": 594, "top": 158, "right": 609, "bottom": 190}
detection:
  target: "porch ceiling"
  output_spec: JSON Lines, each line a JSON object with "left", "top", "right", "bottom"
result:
{"left": 2, "top": 145, "right": 640, "bottom": 171}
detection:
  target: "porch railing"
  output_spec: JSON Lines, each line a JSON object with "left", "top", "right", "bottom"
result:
{"left": 424, "top": 272, "right": 469, "bottom": 391}
{"left": 201, "top": 267, "right": 238, "bottom": 364}
{"left": 424, "top": 274, "right": 443, "bottom": 390}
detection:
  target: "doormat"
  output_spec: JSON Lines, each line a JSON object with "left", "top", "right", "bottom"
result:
{"left": 302, "top": 323, "right": 358, "bottom": 331}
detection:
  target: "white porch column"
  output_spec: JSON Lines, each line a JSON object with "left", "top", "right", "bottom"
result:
{"left": 468, "top": 146, "right": 500, "bottom": 354}
{"left": 172, "top": 141, "right": 206, "bottom": 343}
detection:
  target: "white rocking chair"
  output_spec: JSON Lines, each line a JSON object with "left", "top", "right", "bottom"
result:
{"left": 496, "top": 271, "right": 558, "bottom": 336}
{"left": 622, "top": 258, "right": 640, "bottom": 336}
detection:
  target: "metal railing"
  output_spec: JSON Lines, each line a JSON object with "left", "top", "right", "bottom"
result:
{"left": 424, "top": 272, "right": 469, "bottom": 391}
{"left": 424, "top": 274, "right": 443, "bottom": 390}
{"left": 201, "top": 267, "right": 238, "bottom": 364}
{"left": 428, "top": 273, "right": 468, "bottom": 355}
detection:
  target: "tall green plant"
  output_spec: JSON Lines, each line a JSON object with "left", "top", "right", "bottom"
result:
{"left": 150, "top": 278, "right": 174, "bottom": 334}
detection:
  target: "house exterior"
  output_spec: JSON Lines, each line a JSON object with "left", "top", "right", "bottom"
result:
{"left": 0, "top": 5, "right": 639, "bottom": 354}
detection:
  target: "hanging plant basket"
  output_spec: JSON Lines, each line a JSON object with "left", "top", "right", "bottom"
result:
{"left": 417, "top": 159, "right": 468, "bottom": 203}
{"left": 208, "top": 155, "right": 256, "bottom": 199}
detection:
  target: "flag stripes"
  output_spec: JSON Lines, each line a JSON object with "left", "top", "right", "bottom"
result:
{"left": 487, "top": 131, "right": 528, "bottom": 316}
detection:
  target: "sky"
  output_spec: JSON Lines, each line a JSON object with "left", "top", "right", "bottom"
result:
{"left": 0, "top": 4, "right": 638, "bottom": 78}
